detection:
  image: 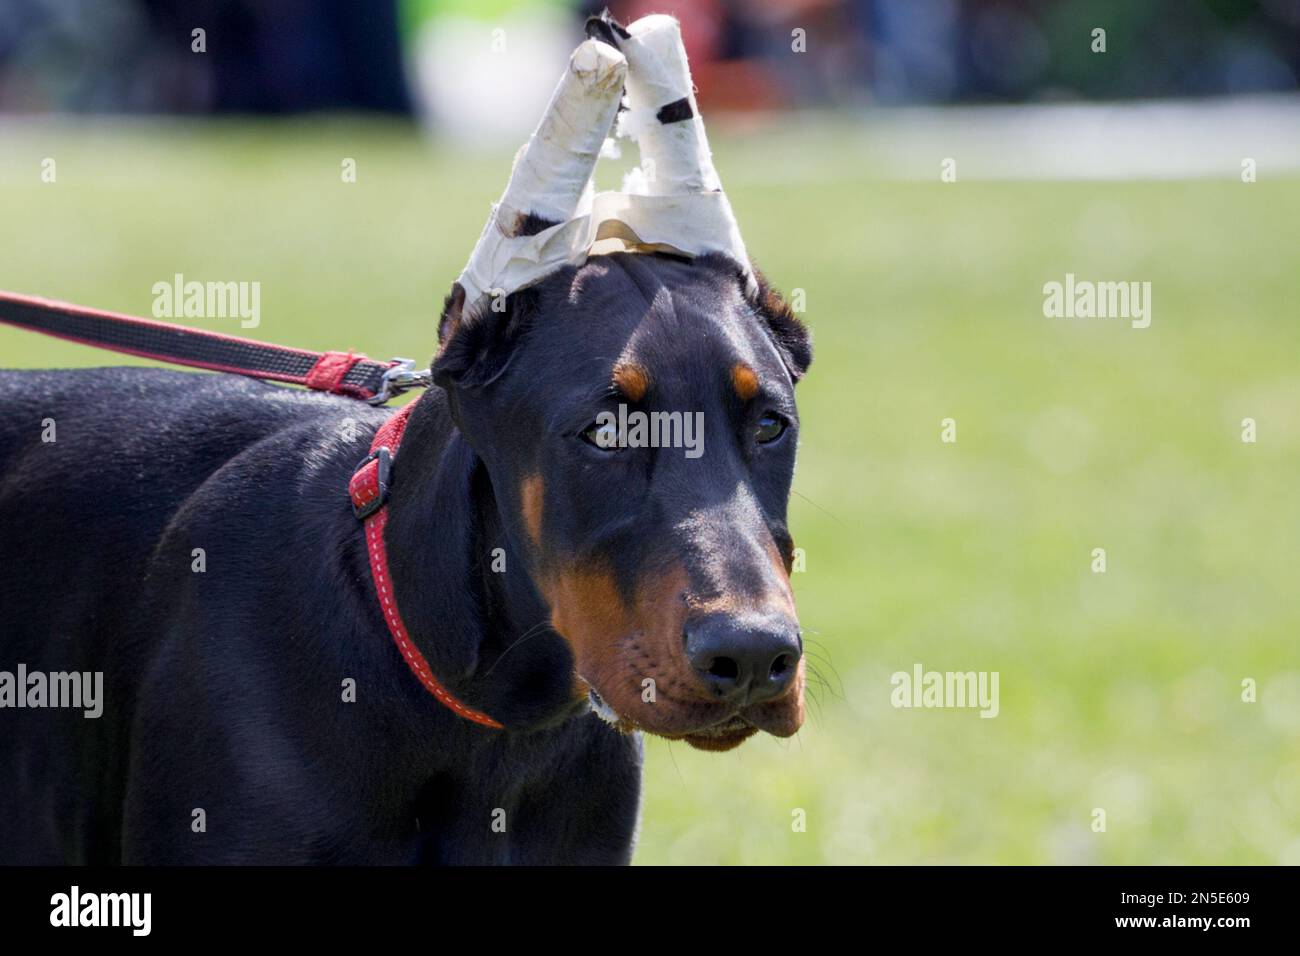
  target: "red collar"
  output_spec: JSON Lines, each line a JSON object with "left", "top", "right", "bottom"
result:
{"left": 348, "top": 403, "right": 503, "bottom": 729}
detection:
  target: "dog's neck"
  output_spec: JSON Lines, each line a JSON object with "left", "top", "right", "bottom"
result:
{"left": 378, "top": 392, "right": 586, "bottom": 732}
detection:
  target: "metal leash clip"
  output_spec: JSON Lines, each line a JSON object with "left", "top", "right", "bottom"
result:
{"left": 368, "top": 357, "right": 432, "bottom": 406}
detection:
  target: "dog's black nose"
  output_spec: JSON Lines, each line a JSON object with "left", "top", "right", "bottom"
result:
{"left": 685, "top": 613, "right": 802, "bottom": 705}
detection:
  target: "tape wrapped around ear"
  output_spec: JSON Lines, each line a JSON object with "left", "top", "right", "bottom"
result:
{"left": 456, "top": 38, "right": 626, "bottom": 305}
{"left": 492, "top": 39, "right": 626, "bottom": 231}
{"left": 612, "top": 14, "right": 723, "bottom": 196}
{"left": 454, "top": 17, "right": 754, "bottom": 308}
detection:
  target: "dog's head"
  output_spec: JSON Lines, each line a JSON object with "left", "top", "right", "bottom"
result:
{"left": 431, "top": 20, "right": 810, "bottom": 749}
{"left": 433, "top": 252, "right": 810, "bottom": 750}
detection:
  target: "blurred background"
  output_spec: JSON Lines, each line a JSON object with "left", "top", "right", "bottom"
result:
{"left": 1, "top": 0, "right": 1298, "bottom": 864}
{"left": 3, "top": 0, "right": 1300, "bottom": 116}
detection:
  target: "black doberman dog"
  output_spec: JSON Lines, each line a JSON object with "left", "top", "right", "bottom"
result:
{"left": 0, "top": 251, "right": 810, "bottom": 864}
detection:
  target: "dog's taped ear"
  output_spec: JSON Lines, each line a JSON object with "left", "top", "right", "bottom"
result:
{"left": 437, "top": 37, "right": 626, "bottom": 396}
{"left": 750, "top": 269, "right": 812, "bottom": 383}
{"left": 433, "top": 283, "right": 538, "bottom": 392}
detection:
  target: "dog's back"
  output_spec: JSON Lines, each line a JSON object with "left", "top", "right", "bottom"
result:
{"left": 0, "top": 368, "right": 379, "bottom": 862}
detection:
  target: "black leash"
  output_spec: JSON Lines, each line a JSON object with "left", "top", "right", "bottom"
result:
{"left": 0, "top": 289, "right": 428, "bottom": 405}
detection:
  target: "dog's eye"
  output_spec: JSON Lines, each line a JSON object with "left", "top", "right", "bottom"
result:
{"left": 755, "top": 413, "right": 787, "bottom": 444}
{"left": 581, "top": 419, "right": 620, "bottom": 450}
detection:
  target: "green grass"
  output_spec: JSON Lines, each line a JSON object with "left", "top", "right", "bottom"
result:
{"left": 3, "top": 119, "right": 1298, "bottom": 864}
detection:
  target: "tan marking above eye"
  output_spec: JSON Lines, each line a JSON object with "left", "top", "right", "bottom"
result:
{"left": 731, "top": 362, "right": 760, "bottom": 401}
{"left": 612, "top": 362, "right": 650, "bottom": 403}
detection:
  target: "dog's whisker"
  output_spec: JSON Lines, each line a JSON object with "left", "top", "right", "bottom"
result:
{"left": 790, "top": 489, "right": 843, "bottom": 525}
{"left": 480, "top": 620, "right": 556, "bottom": 679}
